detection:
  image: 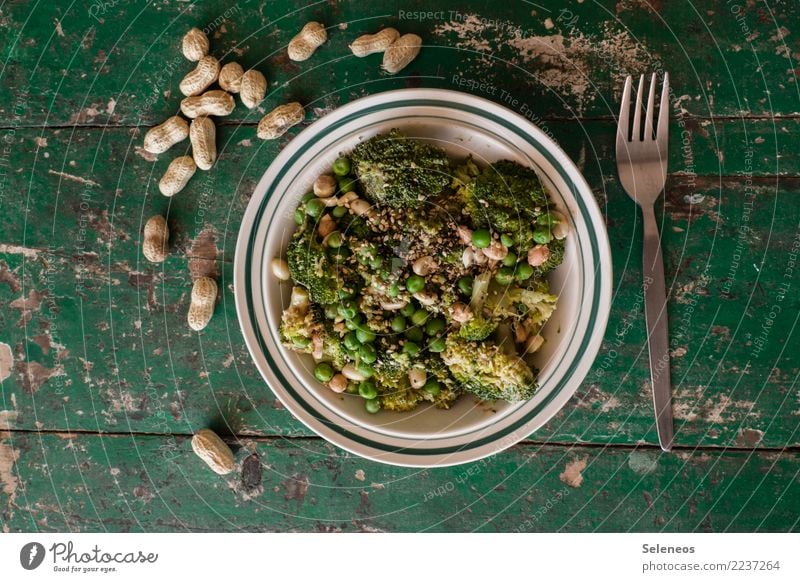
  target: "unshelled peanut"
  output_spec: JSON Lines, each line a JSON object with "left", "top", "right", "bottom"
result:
{"left": 382, "top": 34, "right": 422, "bottom": 74}
{"left": 179, "top": 55, "right": 220, "bottom": 96}
{"left": 143, "top": 116, "right": 189, "bottom": 154}
{"left": 349, "top": 28, "right": 400, "bottom": 57}
{"left": 256, "top": 102, "right": 305, "bottom": 140}
{"left": 187, "top": 276, "right": 217, "bottom": 331}
{"left": 218, "top": 62, "right": 244, "bottom": 93}
{"left": 142, "top": 215, "right": 169, "bottom": 263}
{"left": 191, "top": 428, "right": 235, "bottom": 475}
{"left": 180, "top": 90, "right": 235, "bottom": 118}
{"left": 159, "top": 155, "right": 196, "bottom": 197}
{"left": 189, "top": 116, "right": 216, "bottom": 170}
{"left": 288, "top": 22, "right": 327, "bottom": 61}
{"left": 182, "top": 28, "right": 209, "bottom": 61}
{"left": 240, "top": 70, "right": 267, "bottom": 109}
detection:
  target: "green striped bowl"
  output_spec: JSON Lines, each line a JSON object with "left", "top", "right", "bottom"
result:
{"left": 234, "top": 89, "right": 612, "bottom": 467}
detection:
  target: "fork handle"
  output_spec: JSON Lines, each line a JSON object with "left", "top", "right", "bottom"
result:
{"left": 641, "top": 203, "right": 674, "bottom": 451}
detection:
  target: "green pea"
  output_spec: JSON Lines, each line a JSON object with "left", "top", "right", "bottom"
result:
{"left": 338, "top": 286, "right": 355, "bottom": 299}
{"left": 293, "top": 209, "right": 305, "bottom": 225}
{"left": 332, "top": 157, "right": 351, "bottom": 176}
{"left": 358, "top": 343, "right": 377, "bottom": 363}
{"left": 428, "top": 337, "right": 446, "bottom": 353}
{"left": 356, "top": 362, "right": 374, "bottom": 378}
{"left": 411, "top": 309, "right": 429, "bottom": 326}
{"left": 338, "top": 304, "right": 357, "bottom": 320}
{"left": 405, "top": 327, "right": 424, "bottom": 343}
{"left": 365, "top": 398, "right": 381, "bottom": 413}
{"left": 457, "top": 276, "right": 473, "bottom": 296}
{"left": 423, "top": 379, "right": 441, "bottom": 396}
{"left": 495, "top": 266, "right": 516, "bottom": 286}
{"left": 391, "top": 316, "right": 407, "bottom": 332}
{"left": 301, "top": 191, "right": 316, "bottom": 202}
{"left": 403, "top": 341, "right": 421, "bottom": 357}
{"left": 356, "top": 328, "right": 376, "bottom": 343}
{"left": 345, "top": 314, "right": 364, "bottom": 330}
{"left": 305, "top": 198, "right": 325, "bottom": 218}
{"left": 533, "top": 226, "right": 553, "bottom": 244}
{"left": 516, "top": 263, "right": 534, "bottom": 281}
{"left": 326, "top": 232, "right": 344, "bottom": 248}
{"left": 472, "top": 229, "right": 492, "bottom": 249}
{"left": 346, "top": 382, "right": 359, "bottom": 394}
{"left": 314, "top": 362, "right": 334, "bottom": 383}
{"left": 338, "top": 176, "right": 357, "bottom": 193}
{"left": 400, "top": 303, "right": 417, "bottom": 317}
{"left": 332, "top": 205, "right": 347, "bottom": 218}
{"left": 358, "top": 380, "right": 378, "bottom": 400}
{"left": 502, "top": 252, "right": 518, "bottom": 267}
{"left": 500, "top": 234, "right": 514, "bottom": 248}
{"left": 405, "top": 275, "right": 425, "bottom": 294}
{"left": 537, "top": 213, "right": 558, "bottom": 227}
{"left": 387, "top": 283, "right": 401, "bottom": 298}
{"left": 343, "top": 331, "right": 360, "bottom": 350}
{"left": 292, "top": 336, "right": 311, "bottom": 348}
{"left": 426, "top": 318, "right": 445, "bottom": 336}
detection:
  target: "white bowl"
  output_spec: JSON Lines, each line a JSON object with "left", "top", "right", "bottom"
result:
{"left": 234, "top": 89, "right": 612, "bottom": 467}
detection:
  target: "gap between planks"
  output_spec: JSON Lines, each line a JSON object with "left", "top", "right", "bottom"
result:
{"left": 1, "top": 427, "right": 798, "bottom": 454}
{"left": 2, "top": 113, "right": 799, "bottom": 132}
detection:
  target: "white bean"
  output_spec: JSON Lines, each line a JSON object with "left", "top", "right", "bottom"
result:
{"left": 328, "top": 374, "right": 348, "bottom": 393}
{"left": 412, "top": 255, "right": 437, "bottom": 276}
{"left": 408, "top": 368, "right": 427, "bottom": 389}
{"left": 342, "top": 363, "right": 366, "bottom": 381}
{"left": 527, "top": 245, "right": 551, "bottom": 267}
{"left": 551, "top": 211, "right": 569, "bottom": 240}
{"left": 525, "top": 334, "right": 545, "bottom": 354}
{"left": 271, "top": 257, "right": 290, "bottom": 280}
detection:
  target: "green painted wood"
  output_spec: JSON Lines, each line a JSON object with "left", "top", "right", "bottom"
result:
{"left": 1, "top": 119, "right": 798, "bottom": 261}
{"left": 1, "top": 0, "right": 800, "bottom": 533}
{"left": 1, "top": 432, "right": 798, "bottom": 532}
{"left": 1, "top": 0, "right": 799, "bottom": 128}
{"left": 1, "top": 170, "right": 799, "bottom": 449}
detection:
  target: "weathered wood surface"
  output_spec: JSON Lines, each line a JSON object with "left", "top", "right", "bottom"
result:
{"left": 1, "top": 144, "right": 797, "bottom": 447}
{"left": 1, "top": 432, "right": 798, "bottom": 532}
{"left": 1, "top": 0, "right": 799, "bottom": 126}
{"left": 1, "top": 0, "right": 799, "bottom": 531}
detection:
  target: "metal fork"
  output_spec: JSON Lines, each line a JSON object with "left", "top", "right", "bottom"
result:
{"left": 616, "top": 73, "right": 674, "bottom": 452}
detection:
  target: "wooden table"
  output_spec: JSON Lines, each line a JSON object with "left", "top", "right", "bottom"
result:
{"left": 1, "top": 0, "right": 798, "bottom": 532}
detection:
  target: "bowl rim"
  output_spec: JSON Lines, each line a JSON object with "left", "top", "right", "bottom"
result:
{"left": 234, "top": 88, "right": 612, "bottom": 467}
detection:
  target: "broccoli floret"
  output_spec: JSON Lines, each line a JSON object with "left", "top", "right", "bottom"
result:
{"left": 373, "top": 348, "right": 412, "bottom": 386}
{"left": 456, "top": 159, "right": 554, "bottom": 249}
{"left": 321, "top": 323, "right": 348, "bottom": 369}
{"left": 533, "top": 237, "right": 565, "bottom": 276}
{"left": 485, "top": 282, "right": 558, "bottom": 325}
{"left": 441, "top": 334, "right": 537, "bottom": 403}
{"left": 286, "top": 217, "right": 350, "bottom": 305}
{"left": 422, "top": 355, "right": 462, "bottom": 409}
{"left": 279, "top": 287, "right": 322, "bottom": 352}
{"left": 351, "top": 129, "right": 451, "bottom": 208}
{"left": 337, "top": 213, "right": 372, "bottom": 240}
{"left": 279, "top": 289, "right": 349, "bottom": 368}
{"left": 380, "top": 387, "right": 425, "bottom": 412}
{"left": 458, "top": 270, "right": 499, "bottom": 340}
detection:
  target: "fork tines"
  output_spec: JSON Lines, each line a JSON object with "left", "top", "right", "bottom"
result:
{"left": 617, "top": 73, "right": 669, "bottom": 144}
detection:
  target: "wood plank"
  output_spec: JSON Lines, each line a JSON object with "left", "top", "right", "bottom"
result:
{"left": 1, "top": 0, "right": 800, "bottom": 127}
{"left": 1, "top": 175, "right": 799, "bottom": 449}
{"left": 1, "top": 432, "right": 797, "bottom": 532}
{"left": 1, "top": 119, "right": 798, "bottom": 261}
